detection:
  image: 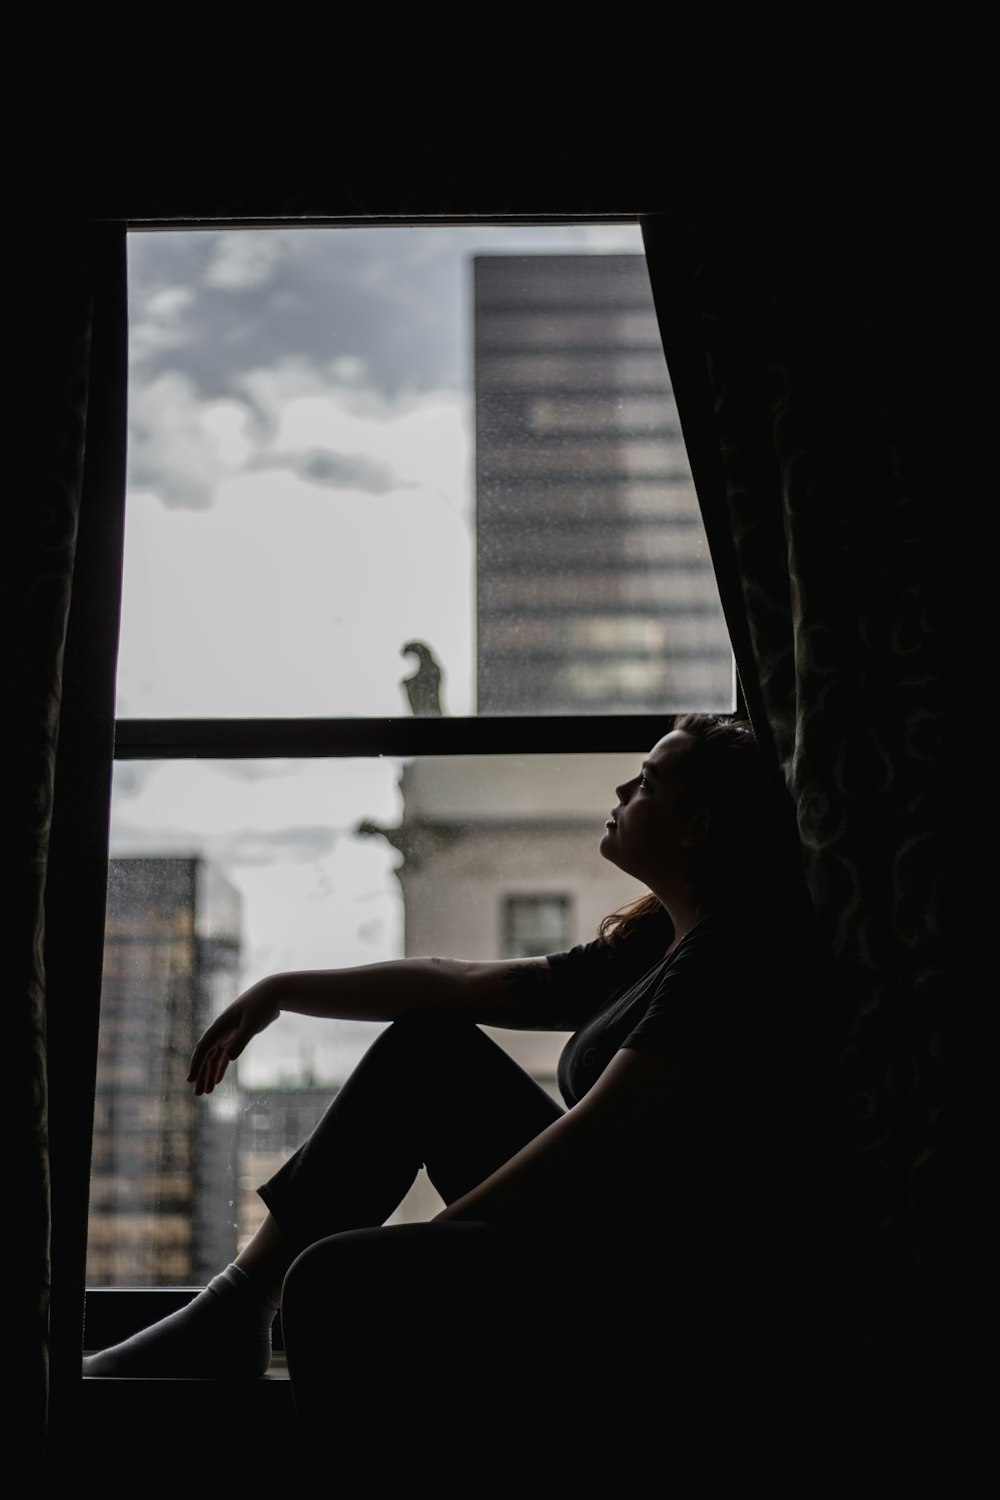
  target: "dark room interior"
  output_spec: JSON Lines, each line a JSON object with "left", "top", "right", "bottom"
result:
{"left": 15, "top": 109, "right": 952, "bottom": 1480}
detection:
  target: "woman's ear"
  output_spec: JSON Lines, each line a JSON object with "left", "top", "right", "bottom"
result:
{"left": 681, "top": 807, "right": 712, "bottom": 847}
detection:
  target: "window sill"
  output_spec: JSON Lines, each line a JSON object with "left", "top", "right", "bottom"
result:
{"left": 78, "top": 1351, "right": 297, "bottom": 1459}
{"left": 81, "top": 1351, "right": 290, "bottom": 1380}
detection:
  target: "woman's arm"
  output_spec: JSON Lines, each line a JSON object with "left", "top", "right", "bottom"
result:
{"left": 432, "top": 1046, "right": 698, "bottom": 1227}
{"left": 187, "top": 955, "right": 555, "bottom": 1095}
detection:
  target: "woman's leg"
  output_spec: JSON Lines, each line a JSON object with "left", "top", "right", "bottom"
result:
{"left": 257, "top": 1010, "right": 564, "bottom": 1249}
{"left": 84, "top": 1012, "right": 563, "bottom": 1377}
{"left": 81, "top": 1262, "right": 281, "bottom": 1378}
{"left": 280, "top": 1220, "right": 554, "bottom": 1473}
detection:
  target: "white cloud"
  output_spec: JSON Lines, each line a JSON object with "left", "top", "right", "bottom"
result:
{"left": 127, "top": 371, "right": 250, "bottom": 508}
{"left": 128, "top": 286, "right": 198, "bottom": 361}
{"left": 201, "top": 400, "right": 256, "bottom": 466}
{"left": 203, "top": 232, "right": 291, "bottom": 291}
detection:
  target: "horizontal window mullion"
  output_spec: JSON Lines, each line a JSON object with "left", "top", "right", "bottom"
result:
{"left": 113, "top": 715, "right": 675, "bottom": 760}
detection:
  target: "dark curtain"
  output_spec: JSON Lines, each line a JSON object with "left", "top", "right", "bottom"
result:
{"left": 642, "top": 201, "right": 944, "bottom": 1392}
{"left": 16, "top": 225, "right": 128, "bottom": 1460}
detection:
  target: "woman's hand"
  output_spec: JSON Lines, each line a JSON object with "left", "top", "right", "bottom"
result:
{"left": 187, "top": 980, "right": 280, "bottom": 1095}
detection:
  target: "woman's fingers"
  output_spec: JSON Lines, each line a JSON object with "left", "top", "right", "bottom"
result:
{"left": 191, "top": 1052, "right": 219, "bottom": 1095}
{"left": 189, "top": 1017, "right": 254, "bottom": 1092}
{"left": 188, "top": 1020, "right": 223, "bottom": 1080}
{"left": 189, "top": 990, "right": 278, "bottom": 1093}
{"left": 189, "top": 1008, "right": 241, "bottom": 1077}
{"left": 189, "top": 1025, "right": 234, "bottom": 1093}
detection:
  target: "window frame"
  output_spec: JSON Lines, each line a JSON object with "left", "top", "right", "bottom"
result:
{"left": 502, "top": 892, "right": 574, "bottom": 960}
{"left": 83, "top": 212, "right": 743, "bottom": 1354}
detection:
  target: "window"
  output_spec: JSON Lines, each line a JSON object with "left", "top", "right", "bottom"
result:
{"left": 89, "top": 220, "right": 734, "bottom": 1293}
{"left": 503, "top": 895, "right": 573, "bottom": 959}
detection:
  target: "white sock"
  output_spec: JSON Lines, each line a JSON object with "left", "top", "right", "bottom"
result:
{"left": 82, "top": 1264, "right": 279, "bottom": 1379}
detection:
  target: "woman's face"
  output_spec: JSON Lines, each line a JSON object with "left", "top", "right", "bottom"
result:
{"left": 599, "top": 730, "right": 703, "bottom": 885}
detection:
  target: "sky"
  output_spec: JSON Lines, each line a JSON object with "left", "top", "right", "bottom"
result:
{"left": 118, "top": 221, "right": 645, "bottom": 721}
{"left": 111, "top": 221, "right": 648, "bottom": 1086}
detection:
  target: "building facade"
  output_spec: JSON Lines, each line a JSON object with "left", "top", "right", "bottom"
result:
{"left": 87, "top": 857, "right": 244, "bottom": 1285}
{"left": 474, "top": 252, "right": 732, "bottom": 715}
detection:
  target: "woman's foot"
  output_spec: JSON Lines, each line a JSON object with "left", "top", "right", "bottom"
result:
{"left": 82, "top": 1264, "right": 278, "bottom": 1378}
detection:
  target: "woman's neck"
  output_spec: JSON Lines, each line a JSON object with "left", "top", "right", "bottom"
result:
{"left": 656, "top": 887, "right": 707, "bottom": 955}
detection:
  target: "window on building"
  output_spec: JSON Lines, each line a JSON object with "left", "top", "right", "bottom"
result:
{"left": 502, "top": 895, "right": 574, "bottom": 959}
{"left": 90, "top": 220, "right": 735, "bottom": 1294}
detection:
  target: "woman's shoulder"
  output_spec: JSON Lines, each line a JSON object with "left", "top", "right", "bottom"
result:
{"left": 547, "top": 910, "right": 673, "bottom": 993}
{"left": 655, "top": 905, "right": 822, "bottom": 1020}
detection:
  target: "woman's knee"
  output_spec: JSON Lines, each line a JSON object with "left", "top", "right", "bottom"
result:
{"left": 375, "top": 1009, "right": 496, "bottom": 1074}
{"left": 362, "top": 1006, "right": 466, "bottom": 1053}
{"left": 386, "top": 1008, "right": 480, "bottom": 1043}
{"left": 283, "top": 1225, "right": 515, "bottom": 1457}
{"left": 282, "top": 1222, "right": 502, "bottom": 1336}
{"left": 282, "top": 1223, "right": 508, "bottom": 1410}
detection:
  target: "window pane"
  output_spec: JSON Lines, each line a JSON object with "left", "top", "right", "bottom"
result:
{"left": 118, "top": 224, "right": 733, "bottom": 720}
{"left": 90, "top": 752, "right": 648, "bottom": 1284}
{"left": 503, "top": 895, "right": 574, "bottom": 958}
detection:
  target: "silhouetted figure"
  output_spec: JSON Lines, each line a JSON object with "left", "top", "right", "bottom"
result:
{"left": 400, "top": 640, "right": 443, "bottom": 716}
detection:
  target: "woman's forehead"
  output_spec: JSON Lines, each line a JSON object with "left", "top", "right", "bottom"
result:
{"left": 648, "top": 729, "right": 697, "bottom": 766}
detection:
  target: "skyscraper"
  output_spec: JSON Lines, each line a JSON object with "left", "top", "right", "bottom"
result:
{"left": 87, "top": 858, "right": 243, "bottom": 1285}
{"left": 474, "top": 252, "right": 732, "bottom": 715}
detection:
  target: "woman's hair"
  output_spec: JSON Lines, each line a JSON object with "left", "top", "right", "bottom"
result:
{"left": 598, "top": 713, "right": 785, "bottom": 946}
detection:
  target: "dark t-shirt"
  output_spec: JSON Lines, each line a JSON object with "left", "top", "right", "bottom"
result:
{"left": 547, "top": 912, "right": 767, "bottom": 1108}
{"left": 536, "top": 909, "right": 823, "bottom": 1354}
{"left": 540, "top": 910, "right": 816, "bottom": 1259}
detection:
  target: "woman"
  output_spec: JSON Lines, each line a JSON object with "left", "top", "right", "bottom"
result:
{"left": 83, "top": 714, "right": 816, "bottom": 1437}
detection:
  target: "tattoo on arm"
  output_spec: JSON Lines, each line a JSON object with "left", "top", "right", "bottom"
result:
{"left": 501, "top": 960, "right": 549, "bottom": 991}
{"left": 500, "top": 961, "right": 552, "bottom": 1024}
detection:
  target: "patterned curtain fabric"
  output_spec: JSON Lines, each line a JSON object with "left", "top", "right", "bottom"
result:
{"left": 642, "top": 207, "right": 943, "bottom": 1385}
{"left": 16, "top": 225, "right": 127, "bottom": 1459}
{"left": 14, "top": 228, "right": 94, "bottom": 1455}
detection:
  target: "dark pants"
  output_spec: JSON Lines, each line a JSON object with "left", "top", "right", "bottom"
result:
{"left": 264, "top": 1014, "right": 582, "bottom": 1463}
{"left": 259, "top": 1011, "right": 565, "bottom": 1247}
